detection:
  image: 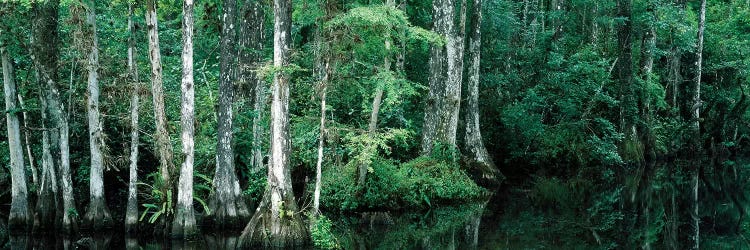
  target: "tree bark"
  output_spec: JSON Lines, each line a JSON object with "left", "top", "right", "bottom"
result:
{"left": 691, "top": 0, "right": 706, "bottom": 249}
{"left": 35, "top": 92, "right": 59, "bottom": 231}
{"left": 172, "top": 0, "right": 197, "bottom": 238}
{"left": 240, "top": 0, "right": 308, "bottom": 246}
{"left": 208, "top": 0, "right": 250, "bottom": 229}
{"left": 464, "top": 0, "right": 500, "bottom": 181}
{"left": 30, "top": 0, "right": 77, "bottom": 233}
{"left": 2, "top": 44, "right": 32, "bottom": 232}
{"left": 421, "top": 0, "right": 467, "bottom": 155}
{"left": 238, "top": 0, "right": 266, "bottom": 174}
{"left": 616, "top": 0, "right": 641, "bottom": 162}
{"left": 125, "top": 3, "right": 141, "bottom": 233}
{"left": 81, "top": 0, "right": 113, "bottom": 230}
{"left": 145, "top": 0, "right": 176, "bottom": 233}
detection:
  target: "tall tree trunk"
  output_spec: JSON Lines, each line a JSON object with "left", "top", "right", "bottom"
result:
{"left": 81, "top": 0, "right": 113, "bottom": 230}
{"left": 125, "top": 3, "right": 141, "bottom": 233}
{"left": 464, "top": 0, "right": 500, "bottom": 181}
{"left": 172, "top": 0, "right": 197, "bottom": 238}
{"left": 396, "top": 0, "right": 406, "bottom": 73}
{"left": 691, "top": 0, "right": 706, "bottom": 249}
{"left": 667, "top": 0, "right": 685, "bottom": 114}
{"left": 30, "top": 0, "right": 77, "bottom": 233}
{"left": 638, "top": 3, "right": 657, "bottom": 249}
{"left": 616, "top": 0, "right": 641, "bottom": 163}
{"left": 35, "top": 92, "right": 59, "bottom": 231}
{"left": 2, "top": 44, "right": 32, "bottom": 231}
{"left": 238, "top": 0, "right": 266, "bottom": 174}
{"left": 208, "top": 0, "right": 250, "bottom": 229}
{"left": 639, "top": 1, "right": 657, "bottom": 162}
{"left": 145, "top": 0, "right": 175, "bottom": 233}
{"left": 240, "top": 0, "right": 308, "bottom": 246}
{"left": 421, "top": 0, "right": 466, "bottom": 155}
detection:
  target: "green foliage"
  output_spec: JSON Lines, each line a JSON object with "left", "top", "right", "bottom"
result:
{"left": 321, "top": 156, "right": 486, "bottom": 211}
{"left": 309, "top": 214, "right": 340, "bottom": 250}
{"left": 138, "top": 173, "right": 173, "bottom": 224}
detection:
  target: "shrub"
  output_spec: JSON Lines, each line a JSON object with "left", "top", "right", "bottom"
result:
{"left": 309, "top": 214, "right": 340, "bottom": 249}
{"left": 320, "top": 156, "right": 487, "bottom": 211}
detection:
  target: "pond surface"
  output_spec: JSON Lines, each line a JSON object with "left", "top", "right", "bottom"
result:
{"left": 0, "top": 190, "right": 591, "bottom": 249}
{"left": 2, "top": 183, "right": 747, "bottom": 249}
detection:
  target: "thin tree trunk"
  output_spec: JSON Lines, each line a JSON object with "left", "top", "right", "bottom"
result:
{"left": 145, "top": 0, "right": 175, "bottom": 233}
{"left": 2, "top": 44, "right": 32, "bottom": 231}
{"left": 314, "top": 59, "right": 330, "bottom": 214}
{"left": 208, "top": 0, "right": 251, "bottom": 229}
{"left": 691, "top": 0, "right": 706, "bottom": 249}
{"left": 240, "top": 0, "right": 308, "bottom": 245}
{"left": 358, "top": 0, "right": 395, "bottom": 187}
{"left": 464, "top": 0, "right": 500, "bottom": 181}
{"left": 81, "top": 0, "right": 113, "bottom": 230}
{"left": 17, "top": 94, "right": 37, "bottom": 187}
{"left": 421, "top": 0, "right": 467, "bottom": 155}
{"left": 172, "top": 0, "right": 197, "bottom": 238}
{"left": 125, "top": 3, "right": 141, "bottom": 233}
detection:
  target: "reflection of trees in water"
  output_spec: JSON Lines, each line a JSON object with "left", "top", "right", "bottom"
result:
{"left": 203, "top": 232, "right": 241, "bottom": 249}
{"left": 2, "top": 201, "right": 489, "bottom": 249}
{"left": 333, "top": 200, "right": 489, "bottom": 249}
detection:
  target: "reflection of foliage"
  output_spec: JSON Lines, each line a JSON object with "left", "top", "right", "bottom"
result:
{"left": 328, "top": 202, "right": 487, "bottom": 249}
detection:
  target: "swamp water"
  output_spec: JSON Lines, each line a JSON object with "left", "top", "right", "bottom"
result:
{"left": 0, "top": 193, "right": 693, "bottom": 249}
{"left": 3, "top": 162, "right": 750, "bottom": 249}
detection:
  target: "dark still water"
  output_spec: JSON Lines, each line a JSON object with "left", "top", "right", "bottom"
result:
{"left": 3, "top": 179, "right": 749, "bottom": 249}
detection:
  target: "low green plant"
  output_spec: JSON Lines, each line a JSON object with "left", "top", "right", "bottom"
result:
{"left": 309, "top": 214, "right": 340, "bottom": 249}
{"left": 320, "top": 156, "right": 487, "bottom": 211}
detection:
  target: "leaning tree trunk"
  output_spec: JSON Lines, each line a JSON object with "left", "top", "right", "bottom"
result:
{"left": 464, "top": 0, "right": 500, "bottom": 181}
{"left": 207, "top": 0, "right": 250, "bottom": 229}
{"left": 2, "top": 44, "right": 32, "bottom": 231}
{"left": 18, "top": 94, "right": 37, "bottom": 186}
{"left": 30, "top": 0, "right": 77, "bottom": 233}
{"left": 172, "top": 0, "right": 197, "bottom": 238}
{"left": 691, "top": 0, "right": 706, "bottom": 249}
{"left": 125, "top": 3, "right": 141, "bottom": 233}
{"left": 240, "top": 0, "right": 308, "bottom": 246}
{"left": 358, "top": 0, "right": 395, "bottom": 187}
{"left": 145, "top": 0, "right": 176, "bottom": 233}
{"left": 421, "top": 0, "right": 467, "bottom": 156}
{"left": 81, "top": 0, "right": 113, "bottom": 230}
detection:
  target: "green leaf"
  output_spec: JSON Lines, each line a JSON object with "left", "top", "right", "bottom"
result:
{"left": 194, "top": 196, "right": 211, "bottom": 215}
